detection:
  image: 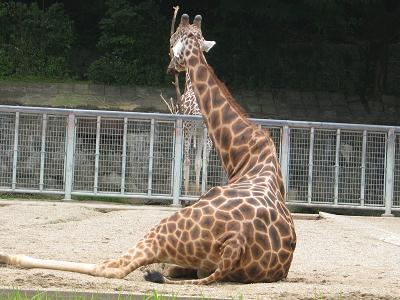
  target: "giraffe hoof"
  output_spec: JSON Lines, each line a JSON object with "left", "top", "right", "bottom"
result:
{"left": 0, "top": 253, "right": 10, "bottom": 264}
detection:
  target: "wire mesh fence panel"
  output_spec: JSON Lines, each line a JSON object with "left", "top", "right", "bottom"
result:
{"left": 393, "top": 134, "right": 400, "bottom": 207}
{"left": 0, "top": 113, "right": 15, "bottom": 188}
{"left": 2, "top": 105, "right": 400, "bottom": 211}
{"left": 44, "top": 115, "right": 67, "bottom": 190}
{"left": 151, "top": 121, "right": 175, "bottom": 195}
{"left": 16, "top": 114, "right": 42, "bottom": 189}
{"left": 311, "top": 129, "right": 336, "bottom": 203}
{"left": 125, "top": 120, "right": 151, "bottom": 194}
{"left": 261, "top": 126, "right": 281, "bottom": 161}
{"left": 364, "top": 132, "right": 386, "bottom": 206}
{"left": 338, "top": 130, "right": 363, "bottom": 205}
{"left": 287, "top": 128, "right": 310, "bottom": 202}
{"left": 98, "top": 118, "right": 124, "bottom": 192}
{"left": 181, "top": 120, "right": 206, "bottom": 197}
{"left": 73, "top": 118, "right": 97, "bottom": 191}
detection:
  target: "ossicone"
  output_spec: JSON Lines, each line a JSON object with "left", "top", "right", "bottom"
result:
{"left": 193, "top": 15, "right": 202, "bottom": 28}
{"left": 180, "top": 14, "right": 189, "bottom": 26}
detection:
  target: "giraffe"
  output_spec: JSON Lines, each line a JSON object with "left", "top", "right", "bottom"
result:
{"left": 0, "top": 14, "right": 296, "bottom": 285}
{"left": 180, "top": 72, "right": 213, "bottom": 195}
{"left": 162, "top": 71, "right": 213, "bottom": 195}
{"left": 162, "top": 71, "right": 214, "bottom": 196}
{"left": 166, "top": 18, "right": 215, "bottom": 196}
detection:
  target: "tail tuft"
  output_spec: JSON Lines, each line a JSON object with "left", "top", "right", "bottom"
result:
{"left": 144, "top": 270, "right": 166, "bottom": 283}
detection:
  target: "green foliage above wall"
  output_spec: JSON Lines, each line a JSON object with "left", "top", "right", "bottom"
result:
{"left": 0, "top": 0, "right": 400, "bottom": 104}
{"left": 0, "top": 1, "right": 74, "bottom": 79}
{"left": 87, "top": 0, "right": 169, "bottom": 85}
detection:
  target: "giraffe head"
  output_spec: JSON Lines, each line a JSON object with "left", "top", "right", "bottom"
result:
{"left": 167, "top": 14, "right": 216, "bottom": 74}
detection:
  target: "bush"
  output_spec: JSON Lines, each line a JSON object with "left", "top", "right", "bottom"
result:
{"left": 87, "top": 0, "right": 169, "bottom": 85}
{"left": 0, "top": 1, "right": 74, "bottom": 79}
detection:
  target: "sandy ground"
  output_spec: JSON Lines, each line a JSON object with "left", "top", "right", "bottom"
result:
{"left": 0, "top": 200, "right": 399, "bottom": 300}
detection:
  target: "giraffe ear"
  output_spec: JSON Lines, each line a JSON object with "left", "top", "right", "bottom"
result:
{"left": 173, "top": 40, "right": 184, "bottom": 57}
{"left": 202, "top": 40, "right": 216, "bottom": 52}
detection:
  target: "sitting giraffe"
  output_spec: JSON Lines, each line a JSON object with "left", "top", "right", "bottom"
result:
{"left": 0, "top": 14, "right": 296, "bottom": 285}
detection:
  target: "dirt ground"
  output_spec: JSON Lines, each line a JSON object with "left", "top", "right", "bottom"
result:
{"left": 0, "top": 200, "right": 399, "bottom": 300}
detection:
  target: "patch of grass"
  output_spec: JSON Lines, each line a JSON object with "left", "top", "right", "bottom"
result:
{"left": 0, "top": 192, "right": 63, "bottom": 201}
{"left": 0, "top": 289, "right": 230, "bottom": 300}
{"left": 72, "top": 194, "right": 141, "bottom": 205}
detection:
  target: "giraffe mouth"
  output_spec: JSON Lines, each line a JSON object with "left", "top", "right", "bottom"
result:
{"left": 166, "top": 67, "right": 177, "bottom": 75}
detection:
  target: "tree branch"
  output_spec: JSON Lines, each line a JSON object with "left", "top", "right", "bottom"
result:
{"left": 170, "top": 6, "right": 182, "bottom": 111}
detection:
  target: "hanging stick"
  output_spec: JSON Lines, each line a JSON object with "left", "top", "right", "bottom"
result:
{"left": 162, "top": 6, "right": 182, "bottom": 114}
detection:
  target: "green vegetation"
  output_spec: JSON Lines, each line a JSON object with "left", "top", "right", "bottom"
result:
{"left": 1, "top": 0, "right": 400, "bottom": 108}
{"left": 0, "top": 2, "right": 74, "bottom": 80}
{"left": 0, "top": 289, "right": 181, "bottom": 300}
{"left": 87, "top": 0, "right": 169, "bottom": 85}
{"left": 0, "top": 192, "right": 63, "bottom": 200}
{"left": 0, "top": 289, "right": 236, "bottom": 300}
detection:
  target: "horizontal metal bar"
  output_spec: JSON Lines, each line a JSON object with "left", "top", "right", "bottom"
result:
{"left": 1, "top": 105, "right": 398, "bottom": 132}
{"left": 71, "top": 191, "right": 174, "bottom": 200}
{"left": 2, "top": 188, "right": 399, "bottom": 211}
{"left": 286, "top": 202, "right": 400, "bottom": 211}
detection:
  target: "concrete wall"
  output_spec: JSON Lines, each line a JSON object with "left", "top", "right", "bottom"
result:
{"left": 1, "top": 81, "right": 399, "bottom": 125}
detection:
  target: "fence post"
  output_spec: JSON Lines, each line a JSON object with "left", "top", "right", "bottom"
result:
{"left": 39, "top": 114, "right": 47, "bottom": 192}
{"left": 280, "top": 126, "right": 290, "bottom": 196}
{"left": 147, "top": 119, "right": 155, "bottom": 196}
{"left": 334, "top": 129, "right": 340, "bottom": 205}
{"left": 360, "top": 130, "right": 367, "bottom": 207}
{"left": 64, "top": 113, "right": 75, "bottom": 201}
{"left": 172, "top": 118, "right": 183, "bottom": 207}
{"left": 307, "top": 127, "right": 315, "bottom": 204}
{"left": 383, "top": 128, "right": 395, "bottom": 217}
{"left": 93, "top": 116, "right": 101, "bottom": 194}
{"left": 120, "top": 117, "right": 128, "bottom": 195}
{"left": 11, "top": 112, "right": 20, "bottom": 191}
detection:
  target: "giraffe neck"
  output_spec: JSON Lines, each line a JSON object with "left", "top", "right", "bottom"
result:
{"left": 180, "top": 72, "right": 199, "bottom": 115}
{"left": 186, "top": 56, "right": 281, "bottom": 185}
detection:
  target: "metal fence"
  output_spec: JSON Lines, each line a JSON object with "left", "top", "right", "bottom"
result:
{"left": 0, "top": 105, "right": 399, "bottom": 215}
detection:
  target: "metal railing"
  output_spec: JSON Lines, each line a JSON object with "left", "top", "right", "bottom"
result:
{"left": 0, "top": 105, "right": 399, "bottom": 215}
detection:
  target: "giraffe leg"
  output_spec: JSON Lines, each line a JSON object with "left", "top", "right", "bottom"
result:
{"left": 183, "top": 126, "right": 192, "bottom": 195}
{"left": 145, "top": 234, "right": 245, "bottom": 285}
{"left": 0, "top": 252, "right": 96, "bottom": 276}
{"left": 0, "top": 242, "right": 156, "bottom": 279}
{"left": 183, "top": 156, "right": 190, "bottom": 195}
{"left": 194, "top": 135, "right": 203, "bottom": 193}
{"left": 91, "top": 251, "right": 156, "bottom": 279}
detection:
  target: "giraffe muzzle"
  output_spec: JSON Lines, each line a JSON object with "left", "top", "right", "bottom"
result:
{"left": 166, "top": 67, "right": 177, "bottom": 75}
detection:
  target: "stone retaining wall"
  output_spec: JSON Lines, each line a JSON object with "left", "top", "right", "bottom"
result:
{"left": 0, "top": 81, "right": 399, "bottom": 125}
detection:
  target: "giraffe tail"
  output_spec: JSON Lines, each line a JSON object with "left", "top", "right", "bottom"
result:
{"left": 144, "top": 270, "right": 166, "bottom": 283}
